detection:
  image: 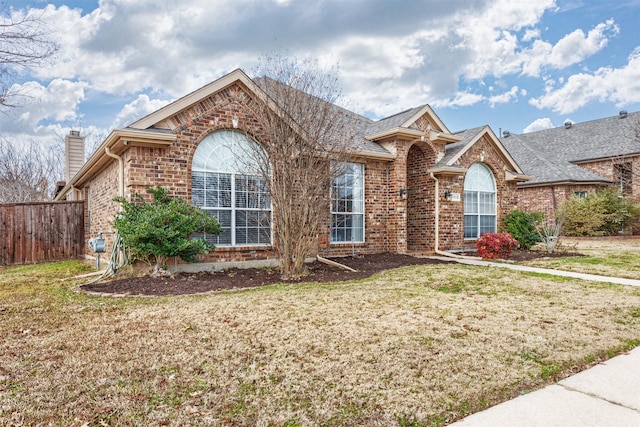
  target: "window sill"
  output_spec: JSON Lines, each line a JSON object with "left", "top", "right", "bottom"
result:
{"left": 213, "top": 245, "right": 272, "bottom": 251}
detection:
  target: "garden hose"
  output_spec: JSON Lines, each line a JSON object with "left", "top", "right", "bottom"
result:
{"left": 83, "top": 232, "right": 129, "bottom": 285}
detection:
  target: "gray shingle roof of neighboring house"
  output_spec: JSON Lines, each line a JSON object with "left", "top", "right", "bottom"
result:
{"left": 501, "top": 111, "right": 640, "bottom": 186}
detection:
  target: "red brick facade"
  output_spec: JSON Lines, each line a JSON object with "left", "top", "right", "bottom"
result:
{"left": 517, "top": 156, "right": 639, "bottom": 232}
{"left": 69, "top": 74, "right": 524, "bottom": 266}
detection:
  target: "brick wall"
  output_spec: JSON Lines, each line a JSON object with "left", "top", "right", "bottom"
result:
{"left": 406, "top": 143, "right": 436, "bottom": 252}
{"left": 446, "top": 135, "right": 521, "bottom": 251}
{"left": 516, "top": 184, "right": 597, "bottom": 220}
{"left": 578, "top": 156, "right": 639, "bottom": 202}
{"left": 80, "top": 83, "right": 526, "bottom": 265}
{"left": 84, "top": 160, "right": 121, "bottom": 255}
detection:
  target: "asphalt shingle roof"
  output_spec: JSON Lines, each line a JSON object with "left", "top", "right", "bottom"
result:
{"left": 364, "top": 106, "right": 426, "bottom": 136}
{"left": 501, "top": 111, "right": 640, "bottom": 185}
{"left": 434, "top": 126, "right": 487, "bottom": 167}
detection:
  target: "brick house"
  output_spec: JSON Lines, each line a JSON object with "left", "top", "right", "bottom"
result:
{"left": 55, "top": 69, "right": 529, "bottom": 267}
{"left": 501, "top": 111, "right": 640, "bottom": 233}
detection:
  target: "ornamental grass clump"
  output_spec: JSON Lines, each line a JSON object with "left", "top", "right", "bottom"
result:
{"left": 476, "top": 232, "right": 519, "bottom": 260}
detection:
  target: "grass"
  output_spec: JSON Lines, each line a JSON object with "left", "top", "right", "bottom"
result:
{"left": 521, "top": 238, "right": 640, "bottom": 279}
{"left": 1, "top": 246, "right": 640, "bottom": 426}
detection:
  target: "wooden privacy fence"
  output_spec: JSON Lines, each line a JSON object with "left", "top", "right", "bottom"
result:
{"left": 0, "top": 201, "right": 85, "bottom": 265}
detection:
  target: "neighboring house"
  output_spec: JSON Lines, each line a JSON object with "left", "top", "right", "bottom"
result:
{"left": 501, "top": 111, "right": 640, "bottom": 232}
{"left": 55, "top": 69, "right": 529, "bottom": 265}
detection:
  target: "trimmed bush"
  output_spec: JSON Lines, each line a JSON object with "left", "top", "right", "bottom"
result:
{"left": 562, "top": 188, "right": 640, "bottom": 236}
{"left": 502, "top": 210, "right": 543, "bottom": 250}
{"left": 476, "top": 232, "right": 519, "bottom": 260}
{"left": 113, "top": 186, "right": 222, "bottom": 275}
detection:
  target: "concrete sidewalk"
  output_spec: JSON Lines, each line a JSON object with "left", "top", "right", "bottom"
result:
{"left": 435, "top": 256, "right": 640, "bottom": 426}
{"left": 430, "top": 256, "right": 640, "bottom": 287}
{"left": 450, "top": 346, "right": 640, "bottom": 426}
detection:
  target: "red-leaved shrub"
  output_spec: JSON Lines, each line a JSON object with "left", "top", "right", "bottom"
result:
{"left": 476, "top": 232, "right": 519, "bottom": 260}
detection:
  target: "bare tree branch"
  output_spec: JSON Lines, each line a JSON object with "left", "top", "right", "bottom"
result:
{"left": 243, "top": 54, "right": 360, "bottom": 279}
{"left": 0, "top": 136, "right": 61, "bottom": 203}
{"left": 1, "top": 3, "right": 58, "bottom": 108}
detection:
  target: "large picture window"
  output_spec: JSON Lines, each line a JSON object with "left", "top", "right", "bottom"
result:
{"left": 191, "top": 130, "right": 271, "bottom": 246}
{"left": 331, "top": 162, "right": 364, "bottom": 243}
{"left": 464, "top": 163, "right": 496, "bottom": 239}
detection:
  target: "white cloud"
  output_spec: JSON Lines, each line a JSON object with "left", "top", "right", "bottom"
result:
{"left": 522, "top": 29, "right": 540, "bottom": 42}
{"left": 433, "top": 91, "right": 485, "bottom": 109}
{"left": 3, "top": 0, "right": 636, "bottom": 144}
{"left": 0, "top": 79, "right": 88, "bottom": 133}
{"left": 523, "top": 117, "right": 554, "bottom": 133}
{"left": 111, "top": 94, "right": 171, "bottom": 129}
{"left": 488, "top": 86, "right": 519, "bottom": 107}
{"left": 546, "top": 20, "right": 618, "bottom": 69}
{"left": 530, "top": 48, "right": 640, "bottom": 113}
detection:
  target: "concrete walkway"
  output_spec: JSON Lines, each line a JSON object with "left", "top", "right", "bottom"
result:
{"left": 434, "top": 256, "right": 640, "bottom": 426}
{"left": 430, "top": 256, "right": 640, "bottom": 287}
{"left": 450, "top": 346, "right": 640, "bottom": 426}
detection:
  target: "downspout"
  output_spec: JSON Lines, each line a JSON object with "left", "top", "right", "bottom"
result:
{"left": 105, "top": 147, "right": 124, "bottom": 198}
{"left": 430, "top": 172, "right": 479, "bottom": 260}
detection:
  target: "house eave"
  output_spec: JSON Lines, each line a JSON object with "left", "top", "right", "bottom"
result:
{"left": 430, "top": 130, "right": 463, "bottom": 144}
{"left": 353, "top": 150, "right": 396, "bottom": 161}
{"left": 505, "top": 170, "right": 533, "bottom": 182}
{"left": 517, "top": 179, "right": 612, "bottom": 188}
{"left": 571, "top": 152, "right": 640, "bottom": 165}
{"left": 427, "top": 166, "right": 468, "bottom": 175}
{"left": 365, "top": 127, "right": 425, "bottom": 141}
{"left": 54, "top": 129, "right": 177, "bottom": 200}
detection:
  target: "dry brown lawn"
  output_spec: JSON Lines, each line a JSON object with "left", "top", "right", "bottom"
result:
{"left": 522, "top": 237, "right": 640, "bottom": 279}
{"left": 1, "top": 248, "right": 640, "bottom": 426}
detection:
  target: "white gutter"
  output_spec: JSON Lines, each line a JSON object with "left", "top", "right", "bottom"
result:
{"left": 105, "top": 147, "right": 124, "bottom": 198}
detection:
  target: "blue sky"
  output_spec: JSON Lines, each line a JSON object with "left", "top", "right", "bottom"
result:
{"left": 2, "top": 0, "right": 640, "bottom": 153}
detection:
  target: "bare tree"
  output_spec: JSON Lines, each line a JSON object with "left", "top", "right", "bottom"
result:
{"left": 535, "top": 214, "right": 564, "bottom": 254}
{"left": 1, "top": 3, "right": 58, "bottom": 108}
{"left": 0, "top": 137, "right": 61, "bottom": 203}
{"left": 244, "top": 55, "right": 360, "bottom": 279}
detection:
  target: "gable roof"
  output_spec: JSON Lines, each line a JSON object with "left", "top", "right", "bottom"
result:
{"left": 129, "top": 69, "right": 258, "bottom": 130}
{"left": 432, "top": 126, "right": 528, "bottom": 179}
{"left": 501, "top": 111, "right": 639, "bottom": 187}
{"left": 57, "top": 68, "right": 511, "bottom": 200}
{"left": 364, "top": 104, "right": 460, "bottom": 143}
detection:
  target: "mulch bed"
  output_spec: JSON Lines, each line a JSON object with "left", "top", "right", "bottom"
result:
{"left": 81, "top": 250, "right": 581, "bottom": 296}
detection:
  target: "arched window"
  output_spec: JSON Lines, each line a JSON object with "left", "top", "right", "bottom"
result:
{"left": 191, "top": 130, "right": 271, "bottom": 246}
{"left": 464, "top": 163, "right": 496, "bottom": 239}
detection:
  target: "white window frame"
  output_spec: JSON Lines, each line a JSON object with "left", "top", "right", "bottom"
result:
{"left": 464, "top": 163, "right": 496, "bottom": 239}
{"left": 191, "top": 130, "right": 272, "bottom": 247}
{"left": 330, "top": 162, "right": 365, "bottom": 244}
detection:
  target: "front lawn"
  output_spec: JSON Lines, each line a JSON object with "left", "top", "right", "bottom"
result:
{"left": 520, "top": 238, "right": 640, "bottom": 279}
{"left": 1, "top": 257, "right": 639, "bottom": 426}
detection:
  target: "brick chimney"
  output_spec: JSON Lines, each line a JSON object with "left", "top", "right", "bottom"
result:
{"left": 64, "top": 130, "right": 85, "bottom": 182}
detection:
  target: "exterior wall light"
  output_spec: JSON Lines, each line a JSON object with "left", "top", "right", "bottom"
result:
{"left": 399, "top": 189, "right": 407, "bottom": 200}
{"left": 444, "top": 190, "right": 452, "bottom": 201}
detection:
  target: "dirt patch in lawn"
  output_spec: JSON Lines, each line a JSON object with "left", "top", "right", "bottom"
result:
{"left": 81, "top": 250, "right": 580, "bottom": 296}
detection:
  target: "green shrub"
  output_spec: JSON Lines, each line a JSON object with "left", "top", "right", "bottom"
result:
{"left": 562, "top": 188, "right": 640, "bottom": 236}
{"left": 501, "top": 210, "right": 543, "bottom": 250}
{"left": 476, "top": 232, "right": 519, "bottom": 260}
{"left": 113, "top": 186, "right": 222, "bottom": 275}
